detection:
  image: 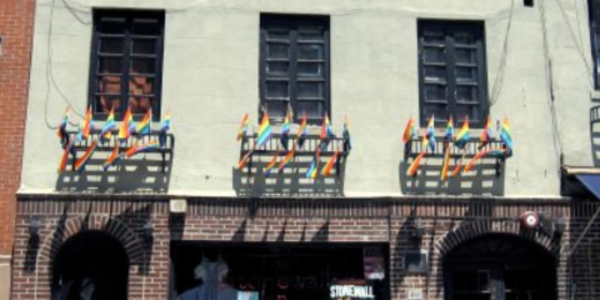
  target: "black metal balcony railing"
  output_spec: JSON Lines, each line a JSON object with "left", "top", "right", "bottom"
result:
{"left": 60, "top": 130, "right": 175, "bottom": 172}
{"left": 404, "top": 137, "right": 507, "bottom": 176}
{"left": 239, "top": 133, "right": 350, "bottom": 177}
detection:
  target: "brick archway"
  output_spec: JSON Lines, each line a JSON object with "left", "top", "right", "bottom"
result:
{"left": 33, "top": 215, "right": 145, "bottom": 296}
{"left": 434, "top": 219, "right": 556, "bottom": 256}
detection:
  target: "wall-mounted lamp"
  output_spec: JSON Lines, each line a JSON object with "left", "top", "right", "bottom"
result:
{"left": 554, "top": 217, "right": 567, "bottom": 234}
{"left": 29, "top": 218, "right": 40, "bottom": 237}
{"left": 143, "top": 219, "right": 153, "bottom": 245}
{"left": 411, "top": 218, "right": 424, "bottom": 243}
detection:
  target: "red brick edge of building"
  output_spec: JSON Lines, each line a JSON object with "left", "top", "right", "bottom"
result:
{"left": 11, "top": 195, "right": 600, "bottom": 300}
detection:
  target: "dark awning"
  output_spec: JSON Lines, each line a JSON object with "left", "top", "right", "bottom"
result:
{"left": 576, "top": 175, "right": 600, "bottom": 200}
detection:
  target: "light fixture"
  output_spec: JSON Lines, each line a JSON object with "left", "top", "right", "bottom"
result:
{"left": 554, "top": 217, "right": 566, "bottom": 234}
{"left": 143, "top": 219, "right": 153, "bottom": 245}
{"left": 29, "top": 218, "right": 40, "bottom": 237}
{"left": 411, "top": 218, "right": 424, "bottom": 242}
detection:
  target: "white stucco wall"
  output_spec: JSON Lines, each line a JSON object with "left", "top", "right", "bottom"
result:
{"left": 21, "top": 0, "right": 595, "bottom": 197}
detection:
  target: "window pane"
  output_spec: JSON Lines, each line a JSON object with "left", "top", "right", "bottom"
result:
{"left": 455, "top": 31, "right": 475, "bottom": 45}
{"left": 133, "top": 19, "right": 160, "bottom": 35}
{"left": 100, "top": 18, "right": 126, "bottom": 34}
{"left": 424, "top": 84, "right": 447, "bottom": 101}
{"left": 98, "top": 57, "right": 122, "bottom": 73}
{"left": 423, "top": 47, "right": 445, "bottom": 63}
{"left": 129, "top": 76, "right": 155, "bottom": 96}
{"left": 455, "top": 104, "right": 480, "bottom": 122}
{"left": 423, "top": 103, "right": 448, "bottom": 119}
{"left": 424, "top": 66, "right": 447, "bottom": 82}
{"left": 130, "top": 58, "right": 156, "bottom": 74}
{"left": 96, "top": 95, "right": 122, "bottom": 114}
{"left": 266, "top": 80, "right": 289, "bottom": 98}
{"left": 267, "top": 43, "right": 289, "bottom": 59}
{"left": 456, "top": 67, "right": 477, "bottom": 82}
{"left": 456, "top": 48, "right": 476, "bottom": 64}
{"left": 97, "top": 75, "right": 122, "bottom": 93}
{"left": 456, "top": 85, "right": 479, "bottom": 102}
{"left": 129, "top": 96, "right": 154, "bottom": 115}
{"left": 297, "top": 62, "right": 323, "bottom": 77}
{"left": 265, "top": 101, "right": 287, "bottom": 119}
{"left": 423, "top": 30, "right": 445, "bottom": 45}
{"left": 298, "top": 27, "right": 324, "bottom": 41}
{"left": 297, "top": 101, "right": 324, "bottom": 118}
{"left": 267, "top": 29, "right": 290, "bottom": 40}
{"left": 131, "top": 38, "right": 157, "bottom": 55}
{"left": 297, "top": 81, "right": 324, "bottom": 98}
{"left": 267, "top": 62, "right": 289, "bottom": 74}
{"left": 298, "top": 44, "right": 324, "bottom": 60}
{"left": 99, "top": 38, "right": 124, "bottom": 54}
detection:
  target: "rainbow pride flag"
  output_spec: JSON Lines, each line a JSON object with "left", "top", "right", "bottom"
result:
{"left": 403, "top": 117, "right": 416, "bottom": 144}
{"left": 160, "top": 112, "right": 171, "bottom": 132}
{"left": 343, "top": 115, "right": 352, "bottom": 151}
{"left": 237, "top": 113, "right": 249, "bottom": 141}
{"left": 296, "top": 113, "right": 308, "bottom": 148}
{"left": 407, "top": 151, "right": 426, "bottom": 176}
{"left": 426, "top": 115, "right": 436, "bottom": 152}
{"left": 99, "top": 107, "right": 116, "bottom": 142}
{"left": 136, "top": 109, "right": 152, "bottom": 135}
{"left": 264, "top": 150, "right": 279, "bottom": 177}
{"left": 320, "top": 113, "right": 334, "bottom": 144}
{"left": 125, "top": 141, "right": 159, "bottom": 158}
{"left": 74, "top": 140, "right": 98, "bottom": 172}
{"left": 103, "top": 143, "right": 123, "bottom": 171}
{"left": 464, "top": 148, "right": 507, "bottom": 173}
{"left": 441, "top": 145, "right": 451, "bottom": 181}
{"left": 321, "top": 147, "right": 341, "bottom": 177}
{"left": 237, "top": 150, "right": 254, "bottom": 170}
{"left": 455, "top": 116, "right": 470, "bottom": 149}
{"left": 76, "top": 106, "right": 94, "bottom": 142}
{"left": 57, "top": 106, "right": 69, "bottom": 140}
{"left": 500, "top": 117, "right": 513, "bottom": 156}
{"left": 444, "top": 116, "right": 454, "bottom": 143}
{"left": 256, "top": 113, "right": 272, "bottom": 148}
{"left": 479, "top": 115, "right": 492, "bottom": 148}
{"left": 118, "top": 108, "right": 134, "bottom": 141}
{"left": 278, "top": 145, "right": 296, "bottom": 172}
{"left": 305, "top": 148, "right": 320, "bottom": 179}
{"left": 281, "top": 110, "right": 291, "bottom": 150}
{"left": 57, "top": 140, "right": 74, "bottom": 174}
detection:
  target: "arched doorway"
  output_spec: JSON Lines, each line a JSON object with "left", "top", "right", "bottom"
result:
{"left": 52, "top": 231, "right": 129, "bottom": 300}
{"left": 443, "top": 233, "right": 557, "bottom": 300}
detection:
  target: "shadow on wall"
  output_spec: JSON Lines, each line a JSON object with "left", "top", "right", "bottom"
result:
{"left": 399, "top": 140, "right": 506, "bottom": 196}
{"left": 590, "top": 106, "right": 600, "bottom": 167}
{"left": 233, "top": 134, "right": 349, "bottom": 197}
{"left": 56, "top": 157, "right": 172, "bottom": 193}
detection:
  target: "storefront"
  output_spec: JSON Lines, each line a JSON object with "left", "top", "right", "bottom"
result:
{"left": 170, "top": 243, "right": 389, "bottom": 300}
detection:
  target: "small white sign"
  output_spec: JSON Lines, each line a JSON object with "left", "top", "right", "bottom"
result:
{"left": 407, "top": 288, "right": 423, "bottom": 300}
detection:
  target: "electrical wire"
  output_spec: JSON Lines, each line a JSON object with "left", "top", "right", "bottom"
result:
{"left": 552, "top": 0, "right": 594, "bottom": 87}
{"left": 489, "top": 0, "right": 515, "bottom": 107}
{"left": 44, "top": 0, "right": 86, "bottom": 131}
{"left": 539, "top": 0, "right": 565, "bottom": 173}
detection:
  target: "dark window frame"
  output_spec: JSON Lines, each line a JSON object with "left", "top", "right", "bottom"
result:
{"left": 259, "top": 14, "right": 331, "bottom": 125}
{"left": 88, "top": 9, "right": 165, "bottom": 122}
{"left": 417, "top": 20, "right": 489, "bottom": 128}
{"left": 589, "top": 0, "right": 600, "bottom": 89}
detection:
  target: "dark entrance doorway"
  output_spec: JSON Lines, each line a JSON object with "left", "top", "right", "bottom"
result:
{"left": 52, "top": 231, "right": 129, "bottom": 300}
{"left": 443, "top": 234, "right": 557, "bottom": 300}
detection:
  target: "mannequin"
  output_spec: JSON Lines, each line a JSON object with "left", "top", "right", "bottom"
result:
{"left": 178, "top": 255, "right": 238, "bottom": 300}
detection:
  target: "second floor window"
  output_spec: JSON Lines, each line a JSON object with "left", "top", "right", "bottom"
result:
{"left": 590, "top": 0, "right": 600, "bottom": 88}
{"left": 89, "top": 10, "right": 164, "bottom": 121}
{"left": 260, "top": 14, "right": 330, "bottom": 123}
{"left": 418, "top": 20, "right": 488, "bottom": 127}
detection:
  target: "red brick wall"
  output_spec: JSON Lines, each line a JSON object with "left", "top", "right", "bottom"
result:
{"left": 11, "top": 196, "right": 600, "bottom": 300}
{"left": 0, "top": 0, "right": 35, "bottom": 255}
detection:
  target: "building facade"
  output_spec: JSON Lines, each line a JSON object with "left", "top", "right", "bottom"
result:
{"left": 0, "top": 0, "right": 36, "bottom": 299}
{"left": 11, "top": 0, "right": 600, "bottom": 300}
